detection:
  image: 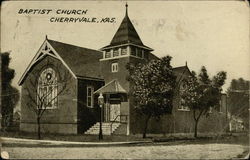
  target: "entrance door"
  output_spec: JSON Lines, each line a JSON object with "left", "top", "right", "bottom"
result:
{"left": 110, "top": 104, "right": 120, "bottom": 122}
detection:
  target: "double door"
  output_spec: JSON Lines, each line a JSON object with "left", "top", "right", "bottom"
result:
{"left": 104, "top": 103, "right": 120, "bottom": 122}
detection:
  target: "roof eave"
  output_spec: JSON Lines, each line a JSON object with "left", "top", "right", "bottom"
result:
{"left": 100, "top": 43, "right": 153, "bottom": 51}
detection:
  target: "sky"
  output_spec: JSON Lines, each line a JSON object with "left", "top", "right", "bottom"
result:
{"left": 1, "top": 0, "right": 250, "bottom": 94}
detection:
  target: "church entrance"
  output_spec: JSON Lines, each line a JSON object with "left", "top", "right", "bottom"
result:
{"left": 109, "top": 104, "right": 120, "bottom": 122}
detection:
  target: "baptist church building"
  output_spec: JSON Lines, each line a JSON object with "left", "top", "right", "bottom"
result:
{"left": 19, "top": 5, "right": 227, "bottom": 136}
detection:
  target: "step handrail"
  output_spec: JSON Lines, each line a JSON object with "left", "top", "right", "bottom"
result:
{"left": 110, "top": 115, "right": 128, "bottom": 135}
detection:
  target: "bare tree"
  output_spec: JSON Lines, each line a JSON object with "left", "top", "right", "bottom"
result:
{"left": 23, "top": 58, "right": 71, "bottom": 139}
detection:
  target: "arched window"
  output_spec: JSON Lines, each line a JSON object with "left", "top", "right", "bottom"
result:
{"left": 178, "top": 82, "right": 190, "bottom": 111}
{"left": 37, "top": 68, "right": 58, "bottom": 109}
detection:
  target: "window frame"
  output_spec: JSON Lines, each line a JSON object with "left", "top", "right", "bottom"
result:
{"left": 178, "top": 83, "right": 190, "bottom": 111}
{"left": 87, "top": 86, "right": 94, "bottom": 108}
{"left": 105, "top": 50, "right": 112, "bottom": 58}
{"left": 37, "top": 67, "right": 58, "bottom": 110}
{"left": 111, "top": 62, "right": 118, "bottom": 73}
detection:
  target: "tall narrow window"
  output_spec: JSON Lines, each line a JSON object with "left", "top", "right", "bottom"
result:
{"left": 105, "top": 50, "right": 111, "bottom": 58}
{"left": 178, "top": 83, "right": 190, "bottom": 111}
{"left": 113, "top": 49, "right": 119, "bottom": 57}
{"left": 37, "top": 68, "right": 58, "bottom": 109}
{"left": 87, "top": 86, "right": 94, "bottom": 108}
{"left": 111, "top": 63, "right": 118, "bottom": 72}
{"left": 121, "top": 47, "right": 127, "bottom": 55}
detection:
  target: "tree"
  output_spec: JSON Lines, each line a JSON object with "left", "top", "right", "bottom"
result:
{"left": 227, "top": 78, "right": 249, "bottom": 129}
{"left": 127, "top": 56, "right": 176, "bottom": 138}
{"left": 1, "top": 52, "right": 20, "bottom": 131}
{"left": 180, "top": 66, "right": 226, "bottom": 138}
{"left": 23, "top": 59, "right": 71, "bottom": 139}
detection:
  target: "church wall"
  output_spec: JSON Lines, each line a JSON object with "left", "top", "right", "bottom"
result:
{"left": 100, "top": 57, "right": 130, "bottom": 127}
{"left": 128, "top": 70, "right": 227, "bottom": 136}
{"left": 77, "top": 79, "right": 104, "bottom": 133}
{"left": 20, "top": 56, "right": 78, "bottom": 134}
{"left": 100, "top": 57, "right": 130, "bottom": 91}
{"left": 100, "top": 55, "right": 149, "bottom": 135}
{"left": 130, "top": 97, "right": 227, "bottom": 136}
{"left": 127, "top": 56, "right": 149, "bottom": 135}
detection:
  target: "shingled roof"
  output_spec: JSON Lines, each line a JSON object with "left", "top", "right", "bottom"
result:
{"left": 102, "top": 4, "right": 153, "bottom": 51}
{"left": 18, "top": 39, "right": 104, "bottom": 85}
{"left": 48, "top": 39, "right": 103, "bottom": 80}
{"left": 173, "top": 66, "right": 192, "bottom": 82}
{"left": 94, "top": 79, "right": 127, "bottom": 94}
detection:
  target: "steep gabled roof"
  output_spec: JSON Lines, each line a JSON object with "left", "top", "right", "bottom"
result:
{"left": 47, "top": 39, "right": 103, "bottom": 80}
{"left": 19, "top": 38, "right": 104, "bottom": 85}
{"left": 173, "top": 65, "right": 192, "bottom": 83}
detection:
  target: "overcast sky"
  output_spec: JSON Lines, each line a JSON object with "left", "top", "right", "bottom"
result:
{"left": 1, "top": 1, "right": 249, "bottom": 93}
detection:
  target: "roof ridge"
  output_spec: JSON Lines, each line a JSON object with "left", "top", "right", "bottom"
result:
{"left": 173, "top": 66, "right": 187, "bottom": 69}
{"left": 47, "top": 39, "right": 101, "bottom": 53}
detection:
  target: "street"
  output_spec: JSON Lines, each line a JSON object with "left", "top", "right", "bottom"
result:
{"left": 1, "top": 141, "right": 247, "bottom": 159}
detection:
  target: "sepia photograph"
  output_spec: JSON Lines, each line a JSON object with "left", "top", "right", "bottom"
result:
{"left": 0, "top": 0, "right": 249, "bottom": 159}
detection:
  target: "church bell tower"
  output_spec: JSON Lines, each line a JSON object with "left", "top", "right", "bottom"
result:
{"left": 100, "top": 3, "right": 153, "bottom": 90}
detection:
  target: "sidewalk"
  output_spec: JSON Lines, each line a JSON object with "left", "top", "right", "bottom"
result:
{"left": 0, "top": 136, "right": 152, "bottom": 146}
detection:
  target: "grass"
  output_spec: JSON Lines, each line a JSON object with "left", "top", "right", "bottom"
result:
{"left": 0, "top": 130, "right": 249, "bottom": 147}
{"left": 0, "top": 131, "right": 151, "bottom": 142}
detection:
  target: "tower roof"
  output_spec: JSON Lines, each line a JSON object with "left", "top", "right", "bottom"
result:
{"left": 102, "top": 4, "right": 153, "bottom": 51}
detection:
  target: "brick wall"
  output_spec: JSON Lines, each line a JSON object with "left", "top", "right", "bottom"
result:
{"left": 20, "top": 56, "right": 78, "bottom": 134}
{"left": 77, "top": 79, "right": 104, "bottom": 133}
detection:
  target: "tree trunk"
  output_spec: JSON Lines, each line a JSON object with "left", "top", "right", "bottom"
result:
{"left": 37, "top": 117, "right": 41, "bottom": 140}
{"left": 193, "top": 110, "right": 203, "bottom": 138}
{"left": 194, "top": 119, "right": 198, "bottom": 138}
{"left": 142, "top": 115, "right": 151, "bottom": 139}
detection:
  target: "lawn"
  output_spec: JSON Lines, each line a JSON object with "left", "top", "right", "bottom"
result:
{"left": 0, "top": 130, "right": 249, "bottom": 146}
{"left": 0, "top": 131, "right": 150, "bottom": 142}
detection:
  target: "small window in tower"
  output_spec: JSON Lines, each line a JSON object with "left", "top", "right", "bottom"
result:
{"left": 137, "top": 48, "right": 143, "bottom": 58}
{"left": 121, "top": 47, "right": 127, "bottom": 55}
{"left": 111, "top": 63, "right": 118, "bottom": 72}
{"left": 113, "top": 49, "right": 119, "bottom": 57}
{"left": 105, "top": 50, "right": 111, "bottom": 58}
{"left": 131, "top": 46, "right": 136, "bottom": 56}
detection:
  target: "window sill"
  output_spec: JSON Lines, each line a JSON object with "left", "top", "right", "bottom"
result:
{"left": 178, "top": 109, "right": 190, "bottom": 112}
{"left": 87, "top": 106, "right": 94, "bottom": 108}
{"left": 39, "top": 107, "right": 57, "bottom": 110}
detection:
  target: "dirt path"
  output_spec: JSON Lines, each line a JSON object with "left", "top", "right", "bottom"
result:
{"left": 3, "top": 143, "right": 247, "bottom": 159}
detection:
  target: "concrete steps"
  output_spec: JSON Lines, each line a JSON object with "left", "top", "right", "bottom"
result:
{"left": 85, "top": 122, "right": 121, "bottom": 135}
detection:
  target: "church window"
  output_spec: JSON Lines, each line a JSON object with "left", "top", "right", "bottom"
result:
{"left": 121, "top": 47, "right": 127, "bottom": 55}
{"left": 137, "top": 48, "right": 143, "bottom": 58}
{"left": 178, "top": 99, "right": 190, "bottom": 111}
{"left": 178, "top": 83, "right": 190, "bottom": 111}
{"left": 113, "top": 49, "right": 119, "bottom": 57}
{"left": 111, "top": 63, "right": 118, "bottom": 72}
{"left": 87, "top": 86, "right": 94, "bottom": 108}
{"left": 130, "top": 46, "right": 136, "bottom": 56}
{"left": 37, "top": 68, "right": 58, "bottom": 109}
{"left": 105, "top": 50, "right": 111, "bottom": 58}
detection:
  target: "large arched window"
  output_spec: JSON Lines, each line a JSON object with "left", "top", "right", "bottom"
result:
{"left": 37, "top": 67, "right": 58, "bottom": 109}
